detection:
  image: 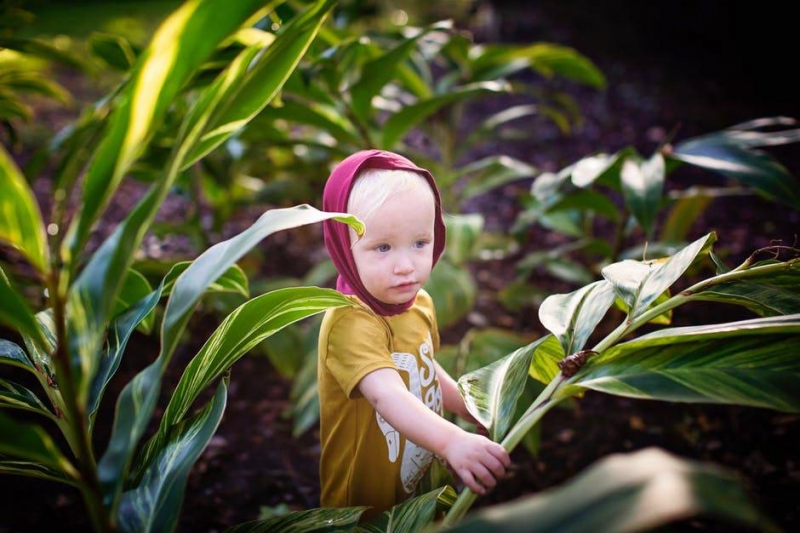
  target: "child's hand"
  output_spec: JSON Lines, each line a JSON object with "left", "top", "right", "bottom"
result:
{"left": 442, "top": 431, "right": 510, "bottom": 495}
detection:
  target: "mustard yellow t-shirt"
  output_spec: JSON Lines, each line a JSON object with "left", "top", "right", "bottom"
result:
{"left": 317, "top": 289, "right": 443, "bottom": 519}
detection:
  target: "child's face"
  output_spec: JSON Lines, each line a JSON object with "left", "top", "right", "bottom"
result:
{"left": 350, "top": 186, "right": 436, "bottom": 305}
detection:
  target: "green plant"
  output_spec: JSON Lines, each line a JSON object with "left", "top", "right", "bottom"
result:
{"left": 0, "top": 2, "right": 357, "bottom": 532}
{"left": 252, "top": 232, "right": 798, "bottom": 532}
{"left": 508, "top": 117, "right": 800, "bottom": 296}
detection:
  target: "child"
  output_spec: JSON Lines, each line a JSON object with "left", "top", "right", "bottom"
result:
{"left": 318, "top": 149, "right": 510, "bottom": 519}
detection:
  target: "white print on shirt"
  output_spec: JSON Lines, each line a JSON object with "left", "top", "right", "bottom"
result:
{"left": 376, "top": 333, "right": 443, "bottom": 493}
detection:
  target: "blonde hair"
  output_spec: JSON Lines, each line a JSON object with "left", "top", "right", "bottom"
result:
{"left": 347, "top": 168, "right": 434, "bottom": 243}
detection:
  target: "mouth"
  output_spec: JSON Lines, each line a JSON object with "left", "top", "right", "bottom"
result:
{"left": 393, "top": 281, "right": 419, "bottom": 291}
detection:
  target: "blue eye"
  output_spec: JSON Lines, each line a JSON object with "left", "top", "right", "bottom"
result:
{"left": 377, "top": 244, "right": 390, "bottom": 252}
{"left": 414, "top": 240, "right": 429, "bottom": 249}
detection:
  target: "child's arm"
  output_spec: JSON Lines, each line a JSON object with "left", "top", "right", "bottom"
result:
{"left": 434, "top": 360, "right": 476, "bottom": 423}
{"left": 358, "top": 368, "right": 510, "bottom": 495}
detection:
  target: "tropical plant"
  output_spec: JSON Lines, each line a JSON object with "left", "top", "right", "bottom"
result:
{"left": 508, "top": 117, "right": 800, "bottom": 298}
{"left": 0, "top": 2, "right": 361, "bottom": 533}
{"left": 252, "top": 231, "right": 798, "bottom": 532}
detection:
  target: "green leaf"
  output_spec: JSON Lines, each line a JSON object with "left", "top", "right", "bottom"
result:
{"left": 0, "top": 144, "right": 49, "bottom": 274}
{"left": 181, "top": 0, "right": 336, "bottom": 167}
{"left": 0, "top": 459, "right": 78, "bottom": 485}
{"left": 0, "top": 268, "right": 47, "bottom": 351}
{"left": 140, "top": 287, "right": 352, "bottom": 471}
{"left": 161, "top": 262, "right": 249, "bottom": 298}
{"left": 527, "top": 334, "right": 564, "bottom": 385}
{"left": 539, "top": 280, "right": 616, "bottom": 356}
{"left": 0, "top": 412, "right": 77, "bottom": 478}
{"left": 458, "top": 336, "right": 547, "bottom": 441}
{"left": 349, "top": 21, "right": 450, "bottom": 123}
{"left": 443, "top": 213, "right": 484, "bottom": 266}
{"left": 425, "top": 259, "right": 476, "bottom": 329}
{"left": 620, "top": 151, "right": 665, "bottom": 237}
{"left": 601, "top": 233, "right": 715, "bottom": 319}
{"left": 455, "top": 155, "right": 537, "bottom": 203}
{"left": 88, "top": 32, "right": 141, "bottom": 71}
{"left": 691, "top": 261, "right": 800, "bottom": 316}
{"left": 447, "top": 448, "right": 774, "bottom": 533}
{"left": 381, "top": 81, "right": 509, "bottom": 149}
{"left": 118, "top": 378, "right": 229, "bottom": 533}
{"left": 357, "top": 486, "right": 456, "bottom": 533}
{"left": 660, "top": 194, "right": 712, "bottom": 242}
{"left": 224, "top": 507, "right": 366, "bottom": 533}
{"left": 65, "top": 0, "right": 269, "bottom": 263}
{"left": 0, "top": 378, "right": 53, "bottom": 419}
{"left": 98, "top": 205, "right": 362, "bottom": 515}
{"left": 0, "top": 339, "right": 33, "bottom": 372}
{"left": 469, "top": 43, "right": 606, "bottom": 88}
{"left": 575, "top": 314, "right": 800, "bottom": 412}
{"left": 671, "top": 129, "right": 800, "bottom": 210}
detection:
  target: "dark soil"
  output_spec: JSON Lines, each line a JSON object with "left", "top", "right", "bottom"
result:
{"left": 2, "top": 2, "right": 799, "bottom": 533}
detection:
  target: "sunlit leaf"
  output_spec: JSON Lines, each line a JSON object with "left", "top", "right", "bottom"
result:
{"left": 573, "top": 314, "right": 800, "bottom": 412}
{"left": 459, "top": 336, "right": 548, "bottom": 441}
{"left": 0, "top": 269, "right": 47, "bottom": 353}
{"left": 357, "top": 486, "right": 456, "bottom": 533}
{"left": 0, "top": 144, "right": 49, "bottom": 274}
{"left": 539, "top": 280, "right": 616, "bottom": 355}
{"left": 602, "top": 233, "right": 715, "bottom": 318}
{"left": 139, "top": 287, "right": 352, "bottom": 470}
{"left": 620, "top": 151, "right": 665, "bottom": 237}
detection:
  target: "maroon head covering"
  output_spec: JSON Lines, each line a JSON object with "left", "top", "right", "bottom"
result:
{"left": 322, "top": 149, "right": 446, "bottom": 316}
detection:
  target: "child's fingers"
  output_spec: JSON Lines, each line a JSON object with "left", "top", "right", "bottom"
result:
{"left": 456, "top": 469, "right": 486, "bottom": 495}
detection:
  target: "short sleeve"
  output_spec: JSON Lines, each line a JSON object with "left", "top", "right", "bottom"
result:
{"left": 322, "top": 306, "right": 395, "bottom": 398}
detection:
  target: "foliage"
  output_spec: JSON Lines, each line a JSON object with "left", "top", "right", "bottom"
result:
{"left": 255, "top": 233, "right": 798, "bottom": 532}
{"left": 509, "top": 117, "right": 800, "bottom": 294}
{"left": 0, "top": 2, "right": 363, "bottom": 532}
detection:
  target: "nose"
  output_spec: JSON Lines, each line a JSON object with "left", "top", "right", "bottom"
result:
{"left": 393, "top": 252, "right": 414, "bottom": 275}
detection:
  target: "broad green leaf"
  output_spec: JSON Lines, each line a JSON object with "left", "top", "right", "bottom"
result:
{"left": 118, "top": 378, "right": 228, "bottom": 533}
{"left": 425, "top": 259, "right": 476, "bottom": 329}
{"left": 140, "top": 287, "right": 352, "bottom": 470}
{"left": 65, "top": 0, "right": 269, "bottom": 263}
{"left": 572, "top": 314, "right": 800, "bottom": 412}
{"left": 458, "top": 336, "right": 547, "bottom": 441}
{"left": 225, "top": 507, "right": 366, "bottom": 533}
{"left": 0, "top": 269, "right": 47, "bottom": 352}
{"left": 463, "top": 104, "right": 541, "bottom": 151}
{"left": 620, "top": 152, "right": 665, "bottom": 237}
{"left": 381, "top": 81, "right": 509, "bottom": 149}
{"left": 0, "top": 412, "right": 77, "bottom": 478}
{"left": 350, "top": 21, "right": 450, "bottom": 122}
{"left": 671, "top": 131, "right": 800, "bottom": 210}
{"left": 528, "top": 334, "right": 563, "bottom": 385}
{"left": 447, "top": 447, "right": 772, "bottom": 533}
{"left": 721, "top": 117, "right": 800, "bottom": 148}
{"left": 0, "top": 144, "right": 49, "bottom": 274}
{"left": 539, "top": 280, "right": 616, "bottom": 356}
{"left": 692, "top": 266, "right": 800, "bottom": 317}
{"left": 98, "top": 205, "right": 362, "bottom": 514}
{"left": 182, "top": 0, "right": 335, "bottom": 167}
{"left": 357, "top": 486, "right": 457, "bottom": 533}
{"left": 601, "top": 232, "right": 715, "bottom": 318}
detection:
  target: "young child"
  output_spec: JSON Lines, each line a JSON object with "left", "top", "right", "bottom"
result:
{"left": 317, "top": 149, "right": 510, "bottom": 519}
